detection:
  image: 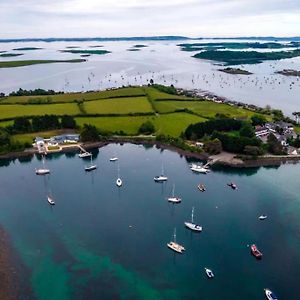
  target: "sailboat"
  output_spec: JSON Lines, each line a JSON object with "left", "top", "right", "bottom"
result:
{"left": 116, "top": 163, "right": 122, "bottom": 187}
{"left": 35, "top": 155, "right": 50, "bottom": 175}
{"left": 79, "top": 151, "right": 92, "bottom": 158}
{"left": 167, "top": 228, "right": 185, "bottom": 254}
{"left": 85, "top": 154, "right": 97, "bottom": 171}
{"left": 154, "top": 163, "right": 168, "bottom": 182}
{"left": 110, "top": 152, "right": 118, "bottom": 162}
{"left": 47, "top": 195, "right": 55, "bottom": 205}
{"left": 184, "top": 207, "right": 202, "bottom": 232}
{"left": 167, "top": 184, "right": 181, "bottom": 203}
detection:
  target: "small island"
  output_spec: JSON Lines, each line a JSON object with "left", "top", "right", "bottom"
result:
{"left": 276, "top": 69, "right": 300, "bottom": 77}
{"left": 0, "top": 53, "right": 23, "bottom": 57}
{"left": 60, "top": 49, "right": 110, "bottom": 55}
{"left": 12, "top": 47, "right": 42, "bottom": 51}
{"left": 0, "top": 59, "right": 86, "bottom": 68}
{"left": 219, "top": 67, "right": 252, "bottom": 75}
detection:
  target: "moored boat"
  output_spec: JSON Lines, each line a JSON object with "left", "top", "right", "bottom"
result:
{"left": 167, "top": 228, "right": 185, "bottom": 254}
{"left": 79, "top": 151, "right": 92, "bottom": 158}
{"left": 227, "top": 182, "right": 237, "bottom": 189}
{"left": 110, "top": 157, "right": 118, "bottom": 162}
{"left": 264, "top": 289, "right": 278, "bottom": 300}
{"left": 190, "top": 163, "right": 209, "bottom": 174}
{"left": 35, "top": 156, "right": 50, "bottom": 175}
{"left": 167, "top": 184, "right": 181, "bottom": 203}
{"left": 184, "top": 207, "right": 202, "bottom": 232}
{"left": 47, "top": 196, "right": 55, "bottom": 205}
{"left": 259, "top": 215, "right": 267, "bottom": 220}
{"left": 85, "top": 155, "right": 97, "bottom": 172}
{"left": 154, "top": 164, "right": 168, "bottom": 182}
{"left": 251, "top": 244, "right": 263, "bottom": 259}
{"left": 204, "top": 268, "right": 214, "bottom": 278}
{"left": 198, "top": 184, "right": 206, "bottom": 192}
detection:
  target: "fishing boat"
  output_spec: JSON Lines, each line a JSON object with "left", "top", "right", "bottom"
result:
{"left": 227, "top": 182, "right": 237, "bottom": 190}
{"left": 35, "top": 156, "right": 50, "bottom": 175}
{"left": 85, "top": 155, "right": 97, "bottom": 172}
{"left": 198, "top": 184, "right": 206, "bottom": 192}
{"left": 259, "top": 215, "right": 268, "bottom": 220}
{"left": 251, "top": 244, "right": 263, "bottom": 259}
{"left": 205, "top": 268, "right": 214, "bottom": 278}
{"left": 154, "top": 164, "right": 168, "bottom": 182}
{"left": 167, "top": 184, "right": 181, "bottom": 203}
{"left": 167, "top": 228, "right": 185, "bottom": 254}
{"left": 116, "top": 164, "right": 122, "bottom": 187}
{"left": 264, "top": 289, "right": 278, "bottom": 300}
{"left": 79, "top": 151, "right": 92, "bottom": 158}
{"left": 184, "top": 207, "right": 202, "bottom": 232}
{"left": 190, "top": 163, "right": 209, "bottom": 174}
{"left": 47, "top": 195, "right": 55, "bottom": 205}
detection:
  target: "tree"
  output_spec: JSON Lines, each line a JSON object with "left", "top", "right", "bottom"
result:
{"left": 0, "top": 128, "right": 10, "bottom": 147}
{"left": 138, "top": 121, "right": 155, "bottom": 135}
{"left": 272, "top": 109, "right": 284, "bottom": 122}
{"left": 267, "top": 133, "right": 285, "bottom": 155}
{"left": 61, "top": 115, "right": 76, "bottom": 129}
{"left": 80, "top": 124, "right": 99, "bottom": 142}
{"left": 13, "top": 117, "right": 32, "bottom": 133}
{"left": 244, "top": 145, "right": 262, "bottom": 157}
{"left": 240, "top": 122, "right": 255, "bottom": 138}
{"left": 251, "top": 114, "right": 267, "bottom": 126}
{"left": 204, "top": 138, "right": 222, "bottom": 154}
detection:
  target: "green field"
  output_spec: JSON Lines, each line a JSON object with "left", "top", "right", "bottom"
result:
{"left": 1, "top": 87, "right": 146, "bottom": 104}
{"left": 0, "top": 59, "right": 86, "bottom": 68}
{"left": 0, "top": 103, "right": 80, "bottom": 120}
{"left": 76, "top": 113, "right": 205, "bottom": 136}
{"left": 84, "top": 97, "right": 153, "bottom": 115}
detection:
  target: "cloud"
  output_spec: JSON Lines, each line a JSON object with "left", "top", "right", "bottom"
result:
{"left": 0, "top": 0, "right": 299, "bottom": 38}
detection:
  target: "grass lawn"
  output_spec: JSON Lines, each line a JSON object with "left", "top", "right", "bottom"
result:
{"left": 146, "top": 87, "right": 194, "bottom": 101}
{"left": 1, "top": 87, "right": 146, "bottom": 104}
{"left": 0, "top": 103, "right": 80, "bottom": 120}
{"left": 84, "top": 97, "right": 153, "bottom": 115}
{"left": 76, "top": 113, "right": 206, "bottom": 136}
{"left": 154, "top": 100, "right": 262, "bottom": 119}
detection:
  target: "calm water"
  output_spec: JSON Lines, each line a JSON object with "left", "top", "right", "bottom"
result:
{"left": 0, "top": 39, "right": 300, "bottom": 115}
{"left": 0, "top": 143, "right": 300, "bottom": 299}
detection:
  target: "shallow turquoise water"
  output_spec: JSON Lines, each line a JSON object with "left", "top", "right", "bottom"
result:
{"left": 0, "top": 143, "right": 299, "bottom": 299}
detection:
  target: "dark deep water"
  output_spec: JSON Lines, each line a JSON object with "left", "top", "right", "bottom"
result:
{"left": 0, "top": 143, "right": 299, "bottom": 299}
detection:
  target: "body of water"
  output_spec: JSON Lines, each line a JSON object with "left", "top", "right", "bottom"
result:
{"left": 0, "top": 143, "right": 299, "bottom": 299}
{"left": 0, "top": 39, "right": 300, "bottom": 115}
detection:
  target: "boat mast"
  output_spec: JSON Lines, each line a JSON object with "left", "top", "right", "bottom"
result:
{"left": 191, "top": 207, "right": 194, "bottom": 223}
{"left": 172, "top": 184, "right": 175, "bottom": 197}
{"left": 174, "top": 228, "right": 176, "bottom": 243}
{"left": 161, "top": 163, "right": 164, "bottom": 176}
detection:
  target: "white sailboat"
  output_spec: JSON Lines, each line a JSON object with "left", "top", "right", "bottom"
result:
{"left": 79, "top": 151, "right": 92, "bottom": 158}
{"left": 35, "top": 156, "right": 50, "bottom": 175}
{"left": 167, "top": 184, "right": 181, "bottom": 203}
{"left": 116, "top": 163, "right": 122, "bottom": 187}
{"left": 185, "top": 207, "right": 202, "bottom": 232}
{"left": 167, "top": 228, "right": 185, "bottom": 254}
{"left": 85, "top": 154, "right": 97, "bottom": 171}
{"left": 154, "top": 163, "right": 168, "bottom": 182}
{"left": 47, "top": 195, "right": 55, "bottom": 205}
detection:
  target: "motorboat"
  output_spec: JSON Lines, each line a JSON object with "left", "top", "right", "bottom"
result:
{"left": 110, "top": 157, "right": 118, "bottom": 162}
{"left": 251, "top": 244, "right": 263, "bottom": 259}
{"left": 205, "top": 268, "right": 214, "bottom": 278}
{"left": 79, "top": 151, "right": 92, "bottom": 158}
{"left": 190, "top": 163, "right": 209, "bottom": 174}
{"left": 198, "top": 184, "right": 206, "bottom": 192}
{"left": 259, "top": 215, "right": 268, "bottom": 220}
{"left": 35, "top": 156, "right": 50, "bottom": 175}
{"left": 167, "top": 228, "right": 185, "bottom": 254}
{"left": 227, "top": 182, "right": 237, "bottom": 190}
{"left": 47, "top": 196, "right": 55, "bottom": 205}
{"left": 167, "top": 184, "right": 181, "bottom": 203}
{"left": 116, "top": 178, "right": 122, "bottom": 187}
{"left": 85, "top": 155, "right": 97, "bottom": 172}
{"left": 185, "top": 207, "right": 202, "bottom": 232}
{"left": 264, "top": 289, "right": 278, "bottom": 300}
{"left": 154, "top": 163, "right": 168, "bottom": 182}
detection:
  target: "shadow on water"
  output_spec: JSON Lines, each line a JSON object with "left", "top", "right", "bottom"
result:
{"left": 211, "top": 165, "right": 261, "bottom": 176}
{"left": 18, "top": 155, "right": 34, "bottom": 165}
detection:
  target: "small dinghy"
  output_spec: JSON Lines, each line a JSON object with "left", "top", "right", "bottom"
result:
{"left": 227, "top": 182, "right": 237, "bottom": 190}
{"left": 198, "top": 184, "right": 206, "bottom": 192}
{"left": 264, "top": 289, "right": 278, "bottom": 300}
{"left": 205, "top": 268, "right": 214, "bottom": 278}
{"left": 259, "top": 215, "right": 267, "bottom": 220}
{"left": 47, "top": 196, "right": 55, "bottom": 205}
{"left": 251, "top": 244, "right": 263, "bottom": 259}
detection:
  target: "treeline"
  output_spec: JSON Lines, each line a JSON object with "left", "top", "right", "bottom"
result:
{"left": 8, "top": 88, "right": 63, "bottom": 97}
{"left": 151, "top": 84, "right": 177, "bottom": 95}
{"left": 8, "top": 115, "right": 76, "bottom": 134}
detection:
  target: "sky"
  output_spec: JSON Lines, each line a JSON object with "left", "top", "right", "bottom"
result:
{"left": 0, "top": 0, "right": 300, "bottom": 38}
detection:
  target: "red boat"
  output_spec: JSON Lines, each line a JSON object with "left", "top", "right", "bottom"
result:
{"left": 251, "top": 244, "right": 263, "bottom": 259}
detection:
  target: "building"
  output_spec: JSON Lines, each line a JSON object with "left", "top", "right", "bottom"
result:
{"left": 255, "top": 126, "right": 269, "bottom": 138}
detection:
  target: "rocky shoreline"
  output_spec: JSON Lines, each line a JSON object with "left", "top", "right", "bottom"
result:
{"left": 1, "top": 138, "right": 299, "bottom": 169}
